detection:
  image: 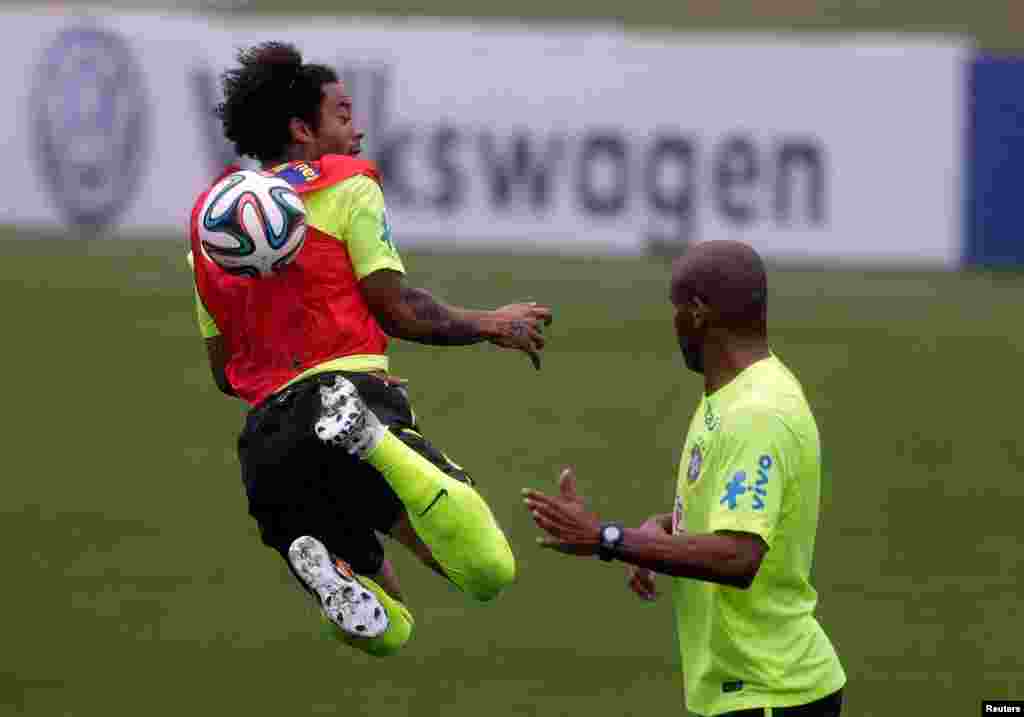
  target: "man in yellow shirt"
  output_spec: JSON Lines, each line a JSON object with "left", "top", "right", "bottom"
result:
{"left": 524, "top": 241, "right": 845, "bottom": 716}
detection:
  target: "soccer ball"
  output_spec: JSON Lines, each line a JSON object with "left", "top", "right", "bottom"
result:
{"left": 198, "top": 170, "right": 307, "bottom": 278}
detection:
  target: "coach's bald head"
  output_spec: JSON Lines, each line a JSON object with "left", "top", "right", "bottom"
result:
{"left": 670, "top": 241, "right": 768, "bottom": 374}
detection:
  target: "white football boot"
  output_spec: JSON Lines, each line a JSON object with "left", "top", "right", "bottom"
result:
{"left": 287, "top": 536, "right": 390, "bottom": 639}
{"left": 313, "top": 375, "right": 386, "bottom": 459}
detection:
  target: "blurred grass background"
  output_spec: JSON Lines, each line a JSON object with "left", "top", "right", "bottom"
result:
{"left": 236, "top": 0, "right": 1024, "bottom": 52}
{"left": 3, "top": 0, "right": 1021, "bottom": 50}
{"left": 1, "top": 232, "right": 1021, "bottom": 716}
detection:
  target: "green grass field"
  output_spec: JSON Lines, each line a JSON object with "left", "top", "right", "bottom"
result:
{"left": 0, "top": 232, "right": 1021, "bottom": 716}
{"left": 12, "top": 0, "right": 1023, "bottom": 50}
{"left": 237, "top": 0, "right": 1023, "bottom": 52}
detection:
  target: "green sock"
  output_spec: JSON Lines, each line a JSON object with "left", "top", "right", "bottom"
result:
{"left": 366, "top": 431, "right": 516, "bottom": 602}
{"left": 323, "top": 575, "right": 414, "bottom": 658}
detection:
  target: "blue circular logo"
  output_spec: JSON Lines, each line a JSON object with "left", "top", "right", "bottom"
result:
{"left": 31, "top": 24, "right": 149, "bottom": 230}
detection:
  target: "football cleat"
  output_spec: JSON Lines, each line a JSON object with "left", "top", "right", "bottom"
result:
{"left": 313, "top": 375, "right": 386, "bottom": 458}
{"left": 288, "top": 536, "right": 390, "bottom": 639}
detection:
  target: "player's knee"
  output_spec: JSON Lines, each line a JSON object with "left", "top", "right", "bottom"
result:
{"left": 465, "top": 546, "right": 516, "bottom": 603}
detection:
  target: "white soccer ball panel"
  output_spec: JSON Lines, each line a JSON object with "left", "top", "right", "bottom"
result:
{"left": 207, "top": 173, "right": 247, "bottom": 220}
{"left": 198, "top": 170, "right": 308, "bottom": 278}
{"left": 238, "top": 197, "right": 268, "bottom": 248}
{"left": 263, "top": 196, "right": 286, "bottom": 240}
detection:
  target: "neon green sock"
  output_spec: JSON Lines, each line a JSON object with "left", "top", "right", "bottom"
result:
{"left": 366, "top": 431, "right": 516, "bottom": 602}
{"left": 322, "top": 575, "right": 414, "bottom": 658}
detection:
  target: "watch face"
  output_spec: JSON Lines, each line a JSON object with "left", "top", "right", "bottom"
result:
{"left": 603, "top": 525, "right": 622, "bottom": 543}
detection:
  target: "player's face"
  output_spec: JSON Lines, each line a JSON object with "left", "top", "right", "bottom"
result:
{"left": 312, "top": 82, "right": 364, "bottom": 157}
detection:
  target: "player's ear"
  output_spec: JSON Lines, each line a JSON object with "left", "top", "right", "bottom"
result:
{"left": 288, "top": 116, "right": 315, "bottom": 146}
{"left": 691, "top": 295, "right": 710, "bottom": 330}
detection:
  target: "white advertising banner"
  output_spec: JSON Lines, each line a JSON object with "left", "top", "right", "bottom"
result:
{"left": 1, "top": 11, "right": 967, "bottom": 264}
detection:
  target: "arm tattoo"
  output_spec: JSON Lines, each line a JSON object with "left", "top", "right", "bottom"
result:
{"left": 509, "top": 320, "right": 529, "bottom": 338}
{"left": 398, "top": 287, "right": 485, "bottom": 346}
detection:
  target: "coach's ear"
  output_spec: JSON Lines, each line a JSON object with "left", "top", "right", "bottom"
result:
{"left": 691, "top": 294, "right": 711, "bottom": 330}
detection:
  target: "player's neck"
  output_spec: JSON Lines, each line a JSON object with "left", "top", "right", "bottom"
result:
{"left": 262, "top": 147, "right": 319, "bottom": 170}
{"left": 703, "top": 336, "right": 771, "bottom": 396}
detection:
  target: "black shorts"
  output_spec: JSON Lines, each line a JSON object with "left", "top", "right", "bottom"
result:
{"left": 237, "top": 371, "right": 471, "bottom": 577}
{"left": 719, "top": 690, "right": 843, "bottom": 717}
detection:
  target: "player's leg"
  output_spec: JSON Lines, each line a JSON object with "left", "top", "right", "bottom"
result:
{"left": 292, "top": 431, "right": 423, "bottom": 657}
{"left": 284, "top": 535, "right": 414, "bottom": 658}
{"left": 372, "top": 437, "right": 516, "bottom": 602}
{"left": 316, "top": 373, "right": 516, "bottom": 602}
{"left": 386, "top": 426, "right": 517, "bottom": 599}
{"left": 389, "top": 510, "right": 447, "bottom": 579}
{"left": 371, "top": 554, "right": 405, "bottom": 601}
{"left": 238, "top": 380, "right": 414, "bottom": 657}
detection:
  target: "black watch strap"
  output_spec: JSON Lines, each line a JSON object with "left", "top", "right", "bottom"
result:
{"left": 598, "top": 522, "right": 624, "bottom": 562}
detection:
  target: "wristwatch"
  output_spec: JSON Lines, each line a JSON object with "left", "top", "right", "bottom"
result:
{"left": 598, "top": 522, "right": 625, "bottom": 562}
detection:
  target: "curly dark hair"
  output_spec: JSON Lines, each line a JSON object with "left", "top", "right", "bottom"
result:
{"left": 216, "top": 42, "right": 338, "bottom": 162}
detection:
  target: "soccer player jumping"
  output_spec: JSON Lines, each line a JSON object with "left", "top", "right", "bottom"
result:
{"left": 188, "top": 42, "right": 552, "bottom": 656}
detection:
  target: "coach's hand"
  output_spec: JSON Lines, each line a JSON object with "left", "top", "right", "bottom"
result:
{"left": 626, "top": 514, "right": 668, "bottom": 600}
{"left": 628, "top": 567, "right": 658, "bottom": 601}
{"left": 523, "top": 467, "right": 601, "bottom": 556}
{"left": 486, "top": 302, "right": 553, "bottom": 370}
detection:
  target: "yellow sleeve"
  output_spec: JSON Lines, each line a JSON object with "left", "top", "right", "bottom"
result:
{"left": 706, "top": 407, "right": 793, "bottom": 547}
{"left": 187, "top": 251, "right": 221, "bottom": 338}
{"left": 194, "top": 284, "right": 220, "bottom": 338}
{"left": 305, "top": 175, "right": 405, "bottom": 280}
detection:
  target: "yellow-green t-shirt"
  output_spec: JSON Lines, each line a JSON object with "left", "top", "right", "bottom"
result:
{"left": 672, "top": 355, "right": 845, "bottom": 716}
{"left": 191, "top": 174, "right": 404, "bottom": 383}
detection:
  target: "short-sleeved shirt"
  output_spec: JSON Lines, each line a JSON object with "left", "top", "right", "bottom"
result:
{"left": 672, "top": 355, "right": 845, "bottom": 716}
{"left": 191, "top": 174, "right": 404, "bottom": 380}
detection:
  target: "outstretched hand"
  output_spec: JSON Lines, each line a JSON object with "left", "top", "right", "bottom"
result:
{"left": 523, "top": 467, "right": 601, "bottom": 556}
{"left": 488, "top": 302, "right": 553, "bottom": 370}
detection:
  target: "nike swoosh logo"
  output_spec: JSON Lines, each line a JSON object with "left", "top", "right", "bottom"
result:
{"left": 419, "top": 489, "right": 448, "bottom": 517}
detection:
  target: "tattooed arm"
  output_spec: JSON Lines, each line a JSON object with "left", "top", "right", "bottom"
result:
{"left": 360, "top": 270, "right": 553, "bottom": 369}
{"left": 391, "top": 286, "right": 493, "bottom": 346}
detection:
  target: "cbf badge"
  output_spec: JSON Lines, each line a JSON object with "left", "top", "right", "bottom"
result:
{"left": 381, "top": 208, "right": 396, "bottom": 253}
{"left": 687, "top": 444, "right": 703, "bottom": 483}
{"left": 31, "top": 23, "right": 149, "bottom": 231}
{"left": 672, "top": 495, "right": 685, "bottom": 534}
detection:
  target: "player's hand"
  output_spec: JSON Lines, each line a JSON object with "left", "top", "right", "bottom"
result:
{"left": 523, "top": 467, "right": 601, "bottom": 556}
{"left": 486, "top": 302, "right": 553, "bottom": 371}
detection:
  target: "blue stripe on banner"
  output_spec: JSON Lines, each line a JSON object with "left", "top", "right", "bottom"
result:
{"left": 966, "top": 56, "right": 1024, "bottom": 267}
